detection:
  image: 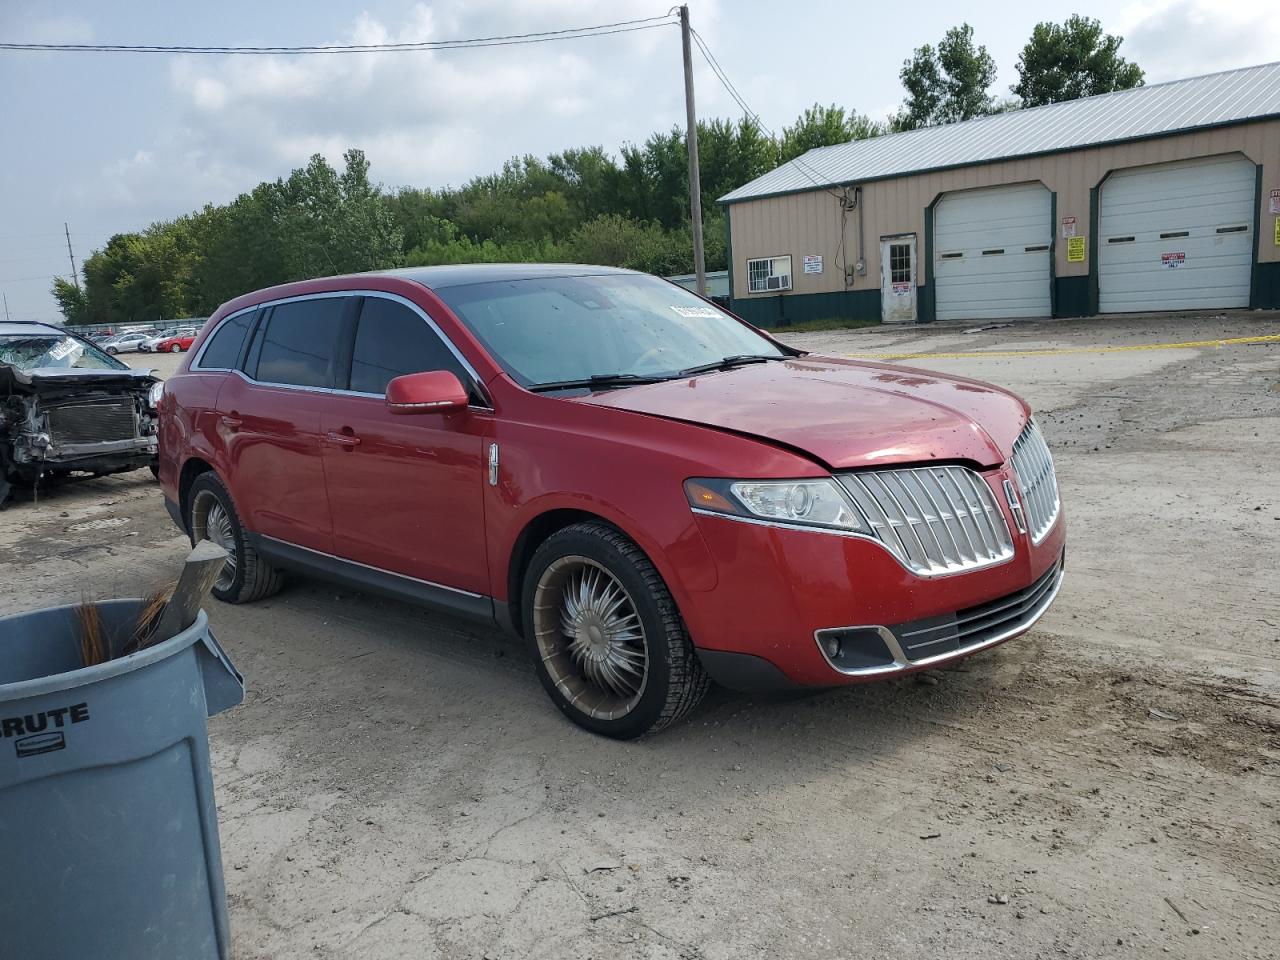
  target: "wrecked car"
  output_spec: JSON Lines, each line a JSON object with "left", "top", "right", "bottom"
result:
{"left": 0, "top": 321, "right": 161, "bottom": 504}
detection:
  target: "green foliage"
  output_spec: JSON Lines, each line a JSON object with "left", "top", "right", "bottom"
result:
{"left": 1012, "top": 16, "right": 1144, "bottom": 106}
{"left": 49, "top": 278, "right": 88, "bottom": 326}
{"left": 779, "top": 104, "right": 884, "bottom": 163}
{"left": 894, "top": 24, "right": 998, "bottom": 130}
{"left": 62, "top": 106, "right": 873, "bottom": 326}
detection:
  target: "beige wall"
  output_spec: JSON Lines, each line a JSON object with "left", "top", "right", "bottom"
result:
{"left": 727, "top": 119, "right": 1280, "bottom": 301}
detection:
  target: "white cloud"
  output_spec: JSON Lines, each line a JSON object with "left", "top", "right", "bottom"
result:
{"left": 1115, "top": 0, "right": 1275, "bottom": 80}
{"left": 96, "top": 0, "right": 693, "bottom": 211}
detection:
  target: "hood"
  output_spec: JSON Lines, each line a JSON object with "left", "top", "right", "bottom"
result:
{"left": 578, "top": 355, "right": 1029, "bottom": 470}
{"left": 0, "top": 364, "right": 157, "bottom": 394}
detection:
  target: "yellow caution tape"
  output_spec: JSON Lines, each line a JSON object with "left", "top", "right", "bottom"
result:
{"left": 847, "top": 333, "right": 1280, "bottom": 361}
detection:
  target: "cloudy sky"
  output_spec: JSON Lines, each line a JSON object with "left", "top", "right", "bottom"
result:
{"left": 1, "top": 0, "right": 1274, "bottom": 322}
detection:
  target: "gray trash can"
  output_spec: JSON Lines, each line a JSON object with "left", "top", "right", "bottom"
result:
{"left": 0, "top": 599, "right": 243, "bottom": 960}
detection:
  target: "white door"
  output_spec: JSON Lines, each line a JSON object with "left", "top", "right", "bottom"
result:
{"left": 1099, "top": 154, "right": 1255, "bottom": 313}
{"left": 880, "top": 235, "right": 917, "bottom": 323}
{"left": 934, "top": 182, "right": 1052, "bottom": 321}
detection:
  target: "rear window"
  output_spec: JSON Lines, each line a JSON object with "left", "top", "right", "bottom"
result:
{"left": 196, "top": 311, "right": 255, "bottom": 371}
{"left": 252, "top": 299, "right": 346, "bottom": 388}
{"left": 348, "top": 298, "right": 467, "bottom": 395}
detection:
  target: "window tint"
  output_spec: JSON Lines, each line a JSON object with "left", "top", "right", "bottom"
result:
{"left": 349, "top": 297, "right": 467, "bottom": 394}
{"left": 253, "top": 298, "right": 347, "bottom": 388}
{"left": 197, "top": 311, "right": 255, "bottom": 370}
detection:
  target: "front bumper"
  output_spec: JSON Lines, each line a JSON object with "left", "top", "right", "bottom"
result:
{"left": 683, "top": 464, "right": 1066, "bottom": 688}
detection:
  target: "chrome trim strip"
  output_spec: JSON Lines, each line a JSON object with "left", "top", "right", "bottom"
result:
{"left": 690, "top": 506, "right": 1016, "bottom": 580}
{"left": 191, "top": 289, "right": 493, "bottom": 409}
{"left": 258, "top": 534, "right": 485, "bottom": 599}
{"left": 813, "top": 561, "right": 1064, "bottom": 677}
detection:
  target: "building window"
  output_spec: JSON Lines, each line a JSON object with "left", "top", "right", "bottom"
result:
{"left": 747, "top": 255, "right": 792, "bottom": 293}
{"left": 889, "top": 243, "right": 913, "bottom": 283}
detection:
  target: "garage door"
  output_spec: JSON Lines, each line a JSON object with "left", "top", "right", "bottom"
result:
{"left": 1099, "top": 155, "right": 1255, "bottom": 313}
{"left": 934, "top": 182, "right": 1052, "bottom": 321}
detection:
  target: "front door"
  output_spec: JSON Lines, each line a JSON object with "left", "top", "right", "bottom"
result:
{"left": 320, "top": 294, "right": 491, "bottom": 596}
{"left": 880, "top": 235, "right": 917, "bottom": 323}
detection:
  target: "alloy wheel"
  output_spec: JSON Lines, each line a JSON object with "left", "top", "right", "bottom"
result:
{"left": 532, "top": 556, "right": 648, "bottom": 721}
{"left": 191, "top": 490, "right": 238, "bottom": 591}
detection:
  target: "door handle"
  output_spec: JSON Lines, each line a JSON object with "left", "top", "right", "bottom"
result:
{"left": 324, "top": 431, "right": 362, "bottom": 449}
{"left": 220, "top": 414, "right": 242, "bottom": 431}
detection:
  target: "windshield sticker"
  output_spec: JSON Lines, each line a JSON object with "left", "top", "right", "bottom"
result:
{"left": 670, "top": 305, "right": 720, "bottom": 319}
{"left": 48, "top": 337, "right": 80, "bottom": 361}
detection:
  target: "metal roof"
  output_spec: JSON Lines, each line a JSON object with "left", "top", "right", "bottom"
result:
{"left": 719, "top": 61, "right": 1280, "bottom": 204}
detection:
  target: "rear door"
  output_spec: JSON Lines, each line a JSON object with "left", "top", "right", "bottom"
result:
{"left": 320, "top": 293, "right": 491, "bottom": 595}
{"left": 216, "top": 295, "right": 353, "bottom": 554}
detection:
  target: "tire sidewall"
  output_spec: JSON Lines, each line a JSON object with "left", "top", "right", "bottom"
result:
{"left": 186, "top": 473, "right": 247, "bottom": 603}
{"left": 522, "top": 526, "right": 678, "bottom": 740}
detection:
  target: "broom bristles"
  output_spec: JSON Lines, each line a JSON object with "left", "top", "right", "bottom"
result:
{"left": 124, "top": 582, "right": 177, "bottom": 656}
{"left": 74, "top": 601, "right": 108, "bottom": 668}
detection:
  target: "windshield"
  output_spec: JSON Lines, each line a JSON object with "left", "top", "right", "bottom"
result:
{"left": 0, "top": 334, "right": 128, "bottom": 371}
{"left": 435, "top": 273, "right": 787, "bottom": 389}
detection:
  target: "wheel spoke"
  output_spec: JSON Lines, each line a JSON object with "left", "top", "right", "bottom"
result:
{"left": 531, "top": 555, "right": 649, "bottom": 720}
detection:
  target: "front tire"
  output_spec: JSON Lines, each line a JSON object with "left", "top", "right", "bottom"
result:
{"left": 169, "top": 343, "right": 182, "bottom": 353}
{"left": 186, "top": 472, "right": 283, "bottom": 604}
{"left": 522, "top": 522, "right": 708, "bottom": 739}
{"left": 106, "top": 346, "right": 118, "bottom": 355}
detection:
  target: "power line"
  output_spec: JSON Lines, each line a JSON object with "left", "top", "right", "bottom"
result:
{"left": 689, "top": 27, "right": 844, "bottom": 199}
{"left": 0, "top": 15, "right": 677, "bottom": 55}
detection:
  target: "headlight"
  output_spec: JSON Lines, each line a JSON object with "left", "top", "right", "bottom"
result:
{"left": 147, "top": 381, "right": 164, "bottom": 409}
{"left": 685, "top": 477, "right": 865, "bottom": 532}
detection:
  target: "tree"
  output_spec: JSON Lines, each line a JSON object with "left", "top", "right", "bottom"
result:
{"left": 778, "top": 104, "right": 883, "bottom": 163}
{"left": 894, "top": 24, "right": 997, "bottom": 130}
{"left": 1012, "top": 16, "right": 1144, "bottom": 106}
{"left": 50, "top": 278, "right": 87, "bottom": 326}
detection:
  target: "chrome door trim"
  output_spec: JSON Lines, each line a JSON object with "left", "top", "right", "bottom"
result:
{"left": 192, "top": 289, "right": 493, "bottom": 410}
{"left": 258, "top": 534, "right": 485, "bottom": 599}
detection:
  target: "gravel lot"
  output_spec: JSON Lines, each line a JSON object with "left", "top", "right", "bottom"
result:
{"left": 3, "top": 313, "right": 1278, "bottom": 959}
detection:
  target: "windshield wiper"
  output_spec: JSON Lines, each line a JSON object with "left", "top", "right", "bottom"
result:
{"left": 527, "top": 372, "right": 672, "bottom": 393}
{"left": 674, "top": 354, "right": 783, "bottom": 378}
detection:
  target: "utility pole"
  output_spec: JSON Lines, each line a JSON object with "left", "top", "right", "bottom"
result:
{"left": 2, "top": 292, "right": 9, "bottom": 323}
{"left": 64, "top": 222, "right": 80, "bottom": 291}
{"left": 679, "top": 5, "right": 706, "bottom": 297}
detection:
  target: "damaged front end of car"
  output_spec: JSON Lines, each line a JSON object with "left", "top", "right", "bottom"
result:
{"left": 0, "top": 367, "right": 160, "bottom": 504}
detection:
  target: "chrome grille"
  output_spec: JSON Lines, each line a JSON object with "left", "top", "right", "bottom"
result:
{"left": 838, "top": 466, "right": 1014, "bottom": 576}
{"left": 46, "top": 400, "right": 137, "bottom": 445}
{"left": 1010, "top": 420, "right": 1060, "bottom": 544}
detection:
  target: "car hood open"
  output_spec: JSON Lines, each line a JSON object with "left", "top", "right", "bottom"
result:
{"left": 578, "top": 355, "right": 1030, "bottom": 470}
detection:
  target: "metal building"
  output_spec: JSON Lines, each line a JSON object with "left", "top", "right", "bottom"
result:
{"left": 719, "top": 61, "right": 1280, "bottom": 326}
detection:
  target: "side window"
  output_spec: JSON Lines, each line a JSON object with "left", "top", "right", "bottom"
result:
{"left": 253, "top": 298, "right": 347, "bottom": 388}
{"left": 196, "top": 310, "right": 256, "bottom": 370}
{"left": 348, "top": 297, "right": 469, "bottom": 395}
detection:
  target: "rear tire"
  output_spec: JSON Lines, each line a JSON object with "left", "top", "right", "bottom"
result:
{"left": 522, "top": 522, "right": 708, "bottom": 739}
{"left": 186, "top": 472, "right": 283, "bottom": 604}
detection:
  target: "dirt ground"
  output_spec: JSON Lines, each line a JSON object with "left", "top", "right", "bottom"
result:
{"left": 2, "top": 313, "right": 1278, "bottom": 959}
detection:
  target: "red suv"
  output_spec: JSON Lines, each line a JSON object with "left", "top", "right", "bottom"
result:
{"left": 158, "top": 265, "right": 1064, "bottom": 738}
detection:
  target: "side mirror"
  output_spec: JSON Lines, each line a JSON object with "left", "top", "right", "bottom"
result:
{"left": 385, "top": 370, "right": 469, "bottom": 415}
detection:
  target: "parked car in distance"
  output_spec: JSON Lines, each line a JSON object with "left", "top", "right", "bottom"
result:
{"left": 140, "top": 327, "right": 199, "bottom": 353}
{"left": 158, "top": 265, "right": 1065, "bottom": 739}
{"left": 151, "top": 331, "right": 198, "bottom": 353}
{"left": 102, "top": 332, "right": 152, "bottom": 355}
{"left": 0, "top": 321, "right": 161, "bottom": 503}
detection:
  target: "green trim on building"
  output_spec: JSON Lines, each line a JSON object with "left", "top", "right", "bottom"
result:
{"left": 1087, "top": 183, "right": 1101, "bottom": 315}
{"left": 730, "top": 289, "right": 881, "bottom": 328}
{"left": 1250, "top": 164, "right": 1264, "bottom": 308}
{"left": 1054, "top": 277, "right": 1090, "bottom": 317}
{"left": 1255, "top": 262, "right": 1280, "bottom": 309}
{"left": 919, "top": 195, "right": 940, "bottom": 322}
